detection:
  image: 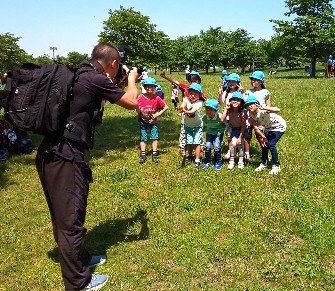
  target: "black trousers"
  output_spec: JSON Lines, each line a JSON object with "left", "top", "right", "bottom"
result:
{"left": 36, "top": 143, "right": 91, "bottom": 290}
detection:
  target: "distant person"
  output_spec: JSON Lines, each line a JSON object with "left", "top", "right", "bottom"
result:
{"left": 220, "top": 92, "right": 247, "bottom": 170}
{"left": 171, "top": 83, "right": 179, "bottom": 109}
{"left": 185, "top": 65, "right": 190, "bottom": 81}
{"left": 202, "top": 99, "right": 225, "bottom": 170}
{"left": 35, "top": 43, "right": 139, "bottom": 290}
{"left": 160, "top": 70, "right": 207, "bottom": 157}
{"left": 243, "top": 70, "right": 271, "bottom": 162}
{"left": 177, "top": 83, "right": 203, "bottom": 169}
{"left": 327, "top": 55, "right": 333, "bottom": 78}
{"left": 155, "top": 85, "right": 164, "bottom": 100}
{"left": 221, "top": 69, "right": 228, "bottom": 90}
{"left": 245, "top": 95, "right": 287, "bottom": 175}
{"left": 138, "top": 66, "right": 149, "bottom": 93}
{"left": 137, "top": 77, "right": 168, "bottom": 164}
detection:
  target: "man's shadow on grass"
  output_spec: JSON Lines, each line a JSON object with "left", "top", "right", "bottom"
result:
{"left": 47, "top": 210, "right": 149, "bottom": 262}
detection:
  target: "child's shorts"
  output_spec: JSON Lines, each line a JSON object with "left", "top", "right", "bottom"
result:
{"left": 184, "top": 125, "right": 202, "bottom": 145}
{"left": 227, "top": 127, "right": 249, "bottom": 140}
{"left": 140, "top": 121, "right": 158, "bottom": 142}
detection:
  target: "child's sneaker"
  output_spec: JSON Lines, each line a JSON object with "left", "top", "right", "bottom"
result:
{"left": 244, "top": 152, "right": 250, "bottom": 161}
{"left": 202, "top": 162, "right": 211, "bottom": 169}
{"left": 269, "top": 165, "right": 281, "bottom": 175}
{"left": 227, "top": 161, "right": 235, "bottom": 170}
{"left": 237, "top": 161, "right": 244, "bottom": 169}
{"left": 213, "top": 163, "right": 222, "bottom": 170}
{"left": 255, "top": 162, "right": 267, "bottom": 172}
{"left": 152, "top": 153, "right": 158, "bottom": 163}
{"left": 195, "top": 162, "right": 201, "bottom": 169}
{"left": 139, "top": 153, "right": 146, "bottom": 164}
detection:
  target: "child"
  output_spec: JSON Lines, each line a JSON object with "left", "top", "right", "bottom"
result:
{"left": 202, "top": 99, "right": 225, "bottom": 170}
{"left": 171, "top": 83, "right": 179, "bottom": 109}
{"left": 221, "top": 69, "right": 228, "bottom": 90}
{"left": 245, "top": 95, "right": 286, "bottom": 175}
{"left": 137, "top": 77, "right": 168, "bottom": 164}
{"left": 177, "top": 83, "right": 203, "bottom": 169}
{"left": 218, "top": 73, "right": 245, "bottom": 160}
{"left": 160, "top": 70, "right": 207, "bottom": 156}
{"left": 244, "top": 70, "right": 271, "bottom": 161}
{"left": 155, "top": 85, "right": 165, "bottom": 100}
{"left": 138, "top": 67, "right": 149, "bottom": 94}
{"left": 221, "top": 91, "right": 247, "bottom": 170}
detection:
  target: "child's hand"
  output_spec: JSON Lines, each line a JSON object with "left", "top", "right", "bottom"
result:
{"left": 160, "top": 71, "right": 166, "bottom": 77}
{"left": 259, "top": 136, "right": 268, "bottom": 147}
{"left": 236, "top": 137, "right": 242, "bottom": 145}
{"left": 237, "top": 84, "right": 245, "bottom": 93}
{"left": 218, "top": 85, "right": 223, "bottom": 95}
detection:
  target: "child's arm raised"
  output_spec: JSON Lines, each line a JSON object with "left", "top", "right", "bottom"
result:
{"left": 259, "top": 104, "right": 280, "bottom": 113}
{"left": 220, "top": 103, "right": 230, "bottom": 122}
{"left": 160, "top": 71, "right": 180, "bottom": 85}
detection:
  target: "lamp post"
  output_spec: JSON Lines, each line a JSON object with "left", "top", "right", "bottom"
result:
{"left": 50, "top": 47, "right": 57, "bottom": 59}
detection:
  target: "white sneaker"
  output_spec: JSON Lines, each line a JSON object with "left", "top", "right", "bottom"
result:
{"left": 255, "top": 163, "right": 267, "bottom": 172}
{"left": 237, "top": 162, "right": 244, "bottom": 169}
{"left": 227, "top": 161, "right": 235, "bottom": 170}
{"left": 269, "top": 165, "right": 281, "bottom": 175}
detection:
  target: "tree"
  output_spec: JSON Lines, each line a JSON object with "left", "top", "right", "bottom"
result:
{"left": 99, "top": 6, "right": 169, "bottom": 70}
{"left": 271, "top": 0, "right": 335, "bottom": 77}
{"left": 0, "top": 33, "right": 30, "bottom": 72}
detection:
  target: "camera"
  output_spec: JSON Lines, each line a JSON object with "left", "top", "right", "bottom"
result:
{"left": 114, "top": 45, "right": 143, "bottom": 87}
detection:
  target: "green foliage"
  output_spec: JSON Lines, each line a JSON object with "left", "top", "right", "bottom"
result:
{"left": 1, "top": 68, "right": 335, "bottom": 289}
{"left": 0, "top": 33, "right": 31, "bottom": 72}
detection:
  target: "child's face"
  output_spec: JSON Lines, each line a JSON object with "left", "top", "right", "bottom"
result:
{"left": 250, "top": 78, "right": 262, "bottom": 88}
{"left": 228, "top": 80, "right": 238, "bottom": 88}
{"left": 144, "top": 84, "right": 156, "bottom": 94}
{"left": 205, "top": 107, "right": 216, "bottom": 118}
{"left": 230, "top": 98, "right": 242, "bottom": 109}
{"left": 189, "top": 76, "right": 200, "bottom": 84}
{"left": 246, "top": 103, "right": 258, "bottom": 113}
{"left": 188, "top": 89, "right": 200, "bottom": 103}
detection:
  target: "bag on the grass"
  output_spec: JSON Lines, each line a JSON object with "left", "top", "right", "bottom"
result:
{"left": 3, "top": 62, "right": 92, "bottom": 137}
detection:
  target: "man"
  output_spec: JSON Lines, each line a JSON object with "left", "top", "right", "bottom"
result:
{"left": 35, "top": 43, "right": 139, "bottom": 290}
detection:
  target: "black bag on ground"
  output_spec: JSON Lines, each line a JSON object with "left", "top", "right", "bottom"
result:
{"left": 4, "top": 63, "right": 88, "bottom": 136}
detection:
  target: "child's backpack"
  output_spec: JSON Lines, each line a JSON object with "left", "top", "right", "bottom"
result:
{"left": 3, "top": 62, "right": 92, "bottom": 137}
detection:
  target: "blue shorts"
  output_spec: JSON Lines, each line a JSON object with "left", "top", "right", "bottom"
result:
{"left": 184, "top": 125, "right": 202, "bottom": 145}
{"left": 140, "top": 121, "right": 158, "bottom": 142}
{"left": 227, "top": 127, "right": 248, "bottom": 140}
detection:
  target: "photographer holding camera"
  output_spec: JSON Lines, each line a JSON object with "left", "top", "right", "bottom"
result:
{"left": 35, "top": 43, "right": 139, "bottom": 290}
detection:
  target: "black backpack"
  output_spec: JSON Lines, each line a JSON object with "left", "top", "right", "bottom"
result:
{"left": 3, "top": 62, "right": 92, "bottom": 137}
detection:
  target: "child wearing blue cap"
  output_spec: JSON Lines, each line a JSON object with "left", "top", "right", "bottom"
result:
{"left": 218, "top": 73, "right": 245, "bottom": 160}
{"left": 220, "top": 91, "right": 247, "bottom": 170}
{"left": 244, "top": 70, "right": 271, "bottom": 161}
{"left": 137, "top": 77, "right": 169, "bottom": 164}
{"left": 155, "top": 85, "right": 165, "bottom": 100}
{"left": 245, "top": 95, "right": 286, "bottom": 175}
{"left": 202, "top": 99, "right": 225, "bottom": 170}
{"left": 177, "top": 83, "right": 203, "bottom": 169}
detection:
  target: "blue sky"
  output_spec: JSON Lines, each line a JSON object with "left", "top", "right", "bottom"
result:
{"left": 2, "top": 0, "right": 290, "bottom": 58}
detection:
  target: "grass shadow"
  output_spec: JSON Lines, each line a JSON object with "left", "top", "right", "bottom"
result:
{"left": 47, "top": 210, "right": 149, "bottom": 262}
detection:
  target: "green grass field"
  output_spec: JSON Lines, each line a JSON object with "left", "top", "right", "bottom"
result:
{"left": 1, "top": 66, "right": 335, "bottom": 290}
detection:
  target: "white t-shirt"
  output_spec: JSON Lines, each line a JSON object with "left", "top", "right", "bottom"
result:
{"left": 249, "top": 109, "right": 286, "bottom": 133}
{"left": 183, "top": 99, "right": 203, "bottom": 128}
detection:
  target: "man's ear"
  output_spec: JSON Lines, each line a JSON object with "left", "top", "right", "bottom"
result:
{"left": 111, "top": 59, "right": 118, "bottom": 69}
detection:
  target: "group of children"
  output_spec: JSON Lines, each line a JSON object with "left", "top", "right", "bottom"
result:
{"left": 135, "top": 69, "right": 286, "bottom": 175}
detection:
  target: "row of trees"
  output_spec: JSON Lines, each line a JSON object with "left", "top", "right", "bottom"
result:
{"left": 1, "top": 1, "right": 335, "bottom": 77}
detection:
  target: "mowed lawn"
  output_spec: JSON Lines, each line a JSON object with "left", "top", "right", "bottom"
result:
{"left": 0, "top": 66, "right": 335, "bottom": 290}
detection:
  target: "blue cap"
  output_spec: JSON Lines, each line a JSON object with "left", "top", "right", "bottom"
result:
{"left": 250, "top": 70, "right": 265, "bottom": 82}
{"left": 143, "top": 66, "right": 148, "bottom": 71}
{"left": 245, "top": 95, "right": 259, "bottom": 106}
{"left": 204, "top": 99, "right": 219, "bottom": 111}
{"left": 156, "top": 85, "right": 162, "bottom": 91}
{"left": 329, "top": 55, "right": 333, "bottom": 59}
{"left": 188, "top": 83, "right": 202, "bottom": 94}
{"left": 142, "top": 77, "right": 157, "bottom": 86}
{"left": 222, "top": 70, "right": 227, "bottom": 74}
{"left": 226, "top": 73, "right": 240, "bottom": 82}
{"left": 187, "top": 71, "right": 201, "bottom": 83}
{"left": 230, "top": 91, "right": 244, "bottom": 102}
